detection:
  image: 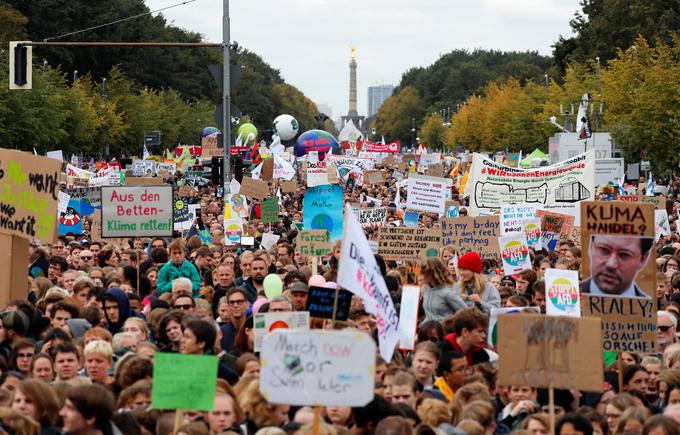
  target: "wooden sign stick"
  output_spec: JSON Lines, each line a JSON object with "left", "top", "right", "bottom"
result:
{"left": 313, "top": 405, "right": 321, "bottom": 435}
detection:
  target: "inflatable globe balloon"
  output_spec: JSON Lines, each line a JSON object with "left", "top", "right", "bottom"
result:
{"left": 200, "top": 126, "right": 220, "bottom": 138}
{"left": 272, "top": 114, "right": 299, "bottom": 141}
{"left": 294, "top": 129, "right": 340, "bottom": 157}
{"left": 263, "top": 274, "right": 283, "bottom": 299}
{"left": 236, "top": 123, "right": 258, "bottom": 145}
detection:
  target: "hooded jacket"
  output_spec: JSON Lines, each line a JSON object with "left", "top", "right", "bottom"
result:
{"left": 103, "top": 288, "right": 143, "bottom": 334}
{"left": 439, "top": 333, "right": 490, "bottom": 366}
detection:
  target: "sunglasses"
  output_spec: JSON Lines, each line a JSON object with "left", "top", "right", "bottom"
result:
{"left": 80, "top": 256, "right": 93, "bottom": 260}
{"left": 658, "top": 325, "right": 674, "bottom": 332}
{"left": 174, "top": 304, "right": 193, "bottom": 310}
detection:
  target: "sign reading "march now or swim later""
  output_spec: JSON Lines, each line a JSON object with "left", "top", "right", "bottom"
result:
{"left": 101, "top": 186, "right": 173, "bottom": 237}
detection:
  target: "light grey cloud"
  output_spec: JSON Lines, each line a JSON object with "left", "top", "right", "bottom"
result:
{"left": 146, "top": 0, "right": 579, "bottom": 123}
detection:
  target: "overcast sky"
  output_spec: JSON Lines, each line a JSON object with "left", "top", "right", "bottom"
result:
{"left": 146, "top": 0, "right": 581, "bottom": 121}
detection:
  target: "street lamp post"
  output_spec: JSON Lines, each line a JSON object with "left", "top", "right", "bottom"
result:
{"left": 411, "top": 117, "right": 416, "bottom": 150}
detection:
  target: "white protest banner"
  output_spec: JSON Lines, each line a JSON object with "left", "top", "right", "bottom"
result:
{"left": 326, "top": 155, "right": 375, "bottom": 181}
{"left": 261, "top": 232, "right": 280, "bottom": 250}
{"left": 655, "top": 209, "right": 670, "bottom": 241}
{"left": 273, "top": 154, "right": 296, "bottom": 181}
{"left": 499, "top": 232, "right": 532, "bottom": 275}
{"left": 354, "top": 207, "right": 387, "bottom": 228}
{"left": 306, "top": 160, "right": 329, "bottom": 187}
{"left": 398, "top": 285, "right": 421, "bottom": 350}
{"left": 58, "top": 191, "right": 70, "bottom": 214}
{"left": 46, "top": 150, "right": 64, "bottom": 161}
{"left": 501, "top": 204, "right": 541, "bottom": 234}
{"left": 467, "top": 150, "right": 595, "bottom": 216}
{"left": 101, "top": 186, "right": 173, "bottom": 237}
{"left": 132, "top": 160, "right": 157, "bottom": 177}
{"left": 338, "top": 203, "right": 399, "bottom": 361}
{"left": 522, "top": 218, "right": 542, "bottom": 251}
{"left": 260, "top": 330, "right": 375, "bottom": 406}
{"left": 406, "top": 174, "right": 447, "bottom": 214}
{"left": 545, "top": 269, "right": 581, "bottom": 317}
{"left": 253, "top": 311, "right": 309, "bottom": 352}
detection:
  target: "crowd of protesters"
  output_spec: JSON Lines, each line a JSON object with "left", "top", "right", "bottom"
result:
{"left": 3, "top": 156, "right": 680, "bottom": 435}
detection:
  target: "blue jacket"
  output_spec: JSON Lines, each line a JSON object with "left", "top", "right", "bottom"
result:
{"left": 157, "top": 260, "right": 202, "bottom": 297}
{"left": 103, "top": 288, "right": 144, "bottom": 334}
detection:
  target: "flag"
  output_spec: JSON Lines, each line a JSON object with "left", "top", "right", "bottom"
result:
{"left": 449, "top": 163, "right": 460, "bottom": 179}
{"left": 576, "top": 94, "right": 592, "bottom": 140}
{"left": 381, "top": 135, "right": 386, "bottom": 145}
{"left": 459, "top": 171, "right": 469, "bottom": 196}
{"left": 143, "top": 144, "right": 150, "bottom": 160}
{"left": 338, "top": 203, "right": 399, "bottom": 361}
{"left": 518, "top": 149, "right": 523, "bottom": 167}
{"left": 251, "top": 140, "right": 262, "bottom": 165}
{"left": 647, "top": 173, "right": 654, "bottom": 196}
{"left": 32, "top": 147, "right": 37, "bottom": 155}
{"left": 618, "top": 173, "right": 625, "bottom": 196}
{"left": 395, "top": 186, "right": 403, "bottom": 210}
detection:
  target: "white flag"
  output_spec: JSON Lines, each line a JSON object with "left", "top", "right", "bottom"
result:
{"left": 338, "top": 203, "right": 399, "bottom": 361}
{"left": 395, "top": 186, "right": 403, "bottom": 210}
{"left": 143, "top": 144, "right": 150, "bottom": 160}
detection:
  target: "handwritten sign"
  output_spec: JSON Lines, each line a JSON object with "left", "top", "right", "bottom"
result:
{"left": 0, "top": 149, "right": 60, "bottom": 242}
{"left": 306, "top": 286, "right": 352, "bottom": 321}
{"left": 240, "top": 177, "right": 269, "bottom": 200}
{"left": 655, "top": 209, "right": 670, "bottom": 241}
{"left": 536, "top": 210, "right": 574, "bottom": 251}
{"left": 201, "top": 134, "right": 223, "bottom": 158}
{"left": 440, "top": 216, "right": 500, "bottom": 260}
{"left": 260, "top": 330, "right": 376, "bottom": 406}
{"left": 406, "top": 174, "right": 447, "bottom": 214}
{"left": 101, "top": 186, "right": 173, "bottom": 237}
{"left": 303, "top": 185, "right": 343, "bottom": 241}
{"left": 281, "top": 180, "right": 297, "bottom": 193}
{"left": 306, "top": 161, "right": 329, "bottom": 187}
{"left": 296, "top": 230, "right": 332, "bottom": 257}
{"left": 254, "top": 311, "right": 309, "bottom": 352}
{"left": 355, "top": 207, "right": 387, "bottom": 228}
{"left": 498, "top": 314, "right": 603, "bottom": 392}
{"left": 501, "top": 204, "right": 541, "bottom": 234}
{"left": 151, "top": 353, "right": 218, "bottom": 411}
{"left": 261, "top": 196, "right": 279, "bottom": 223}
{"left": 378, "top": 227, "right": 441, "bottom": 261}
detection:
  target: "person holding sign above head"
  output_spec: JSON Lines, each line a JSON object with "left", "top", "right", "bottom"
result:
{"left": 581, "top": 235, "right": 653, "bottom": 298}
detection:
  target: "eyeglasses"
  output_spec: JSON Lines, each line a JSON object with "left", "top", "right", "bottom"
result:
{"left": 452, "top": 365, "right": 474, "bottom": 374}
{"left": 658, "top": 325, "right": 674, "bottom": 332}
{"left": 228, "top": 299, "right": 246, "bottom": 306}
{"left": 174, "top": 304, "right": 193, "bottom": 310}
{"left": 80, "top": 256, "right": 93, "bottom": 260}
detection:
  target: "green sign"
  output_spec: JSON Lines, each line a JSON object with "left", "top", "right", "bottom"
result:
{"left": 151, "top": 353, "right": 218, "bottom": 411}
{"left": 261, "top": 196, "right": 279, "bottom": 223}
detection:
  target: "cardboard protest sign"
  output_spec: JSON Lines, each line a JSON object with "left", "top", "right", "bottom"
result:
{"left": 261, "top": 196, "right": 279, "bottom": 223}
{"left": 355, "top": 207, "right": 387, "bottom": 228}
{"left": 536, "top": 210, "right": 574, "bottom": 251}
{"left": 579, "top": 201, "right": 656, "bottom": 353}
{"left": 240, "top": 177, "right": 269, "bottom": 199}
{"left": 261, "top": 158, "right": 274, "bottom": 180}
{"left": 281, "top": 180, "right": 297, "bottom": 193}
{"left": 398, "top": 285, "right": 421, "bottom": 350}
{"left": 295, "top": 230, "right": 332, "bottom": 257}
{"left": 125, "top": 176, "right": 164, "bottom": 186}
{"left": 260, "top": 330, "right": 375, "bottom": 406}
{"left": 522, "top": 218, "right": 542, "bottom": 251}
{"left": 0, "top": 149, "right": 60, "bottom": 242}
{"left": 364, "top": 170, "right": 384, "bottom": 185}
{"left": 378, "top": 227, "right": 441, "bottom": 261}
{"left": 440, "top": 216, "right": 500, "bottom": 260}
{"left": 620, "top": 195, "right": 666, "bottom": 211}
{"left": 406, "top": 174, "right": 447, "bottom": 214}
{"left": 655, "top": 209, "right": 670, "bottom": 241}
{"left": 501, "top": 204, "right": 541, "bottom": 234}
{"left": 558, "top": 226, "right": 582, "bottom": 248}
{"left": 200, "top": 134, "right": 223, "bottom": 158}
{"left": 545, "top": 269, "right": 581, "bottom": 317}
{"left": 498, "top": 314, "right": 603, "bottom": 392}
{"left": 151, "top": 353, "right": 218, "bottom": 411}
{"left": 303, "top": 185, "right": 343, "bottom": 241}
{"left": 425, "top": 163, "right": 444, "bottom": 178}
{"left": 488, "top": 307, "right": 540, "bottom": 348}
{"left": 254, "top": 311, "right": 309, "bottom": 352}
{"left": 306, "top": 286, "right": 352, "bottom": 320}
{"left": 101, "top": 186, "right": 173, "bottom": 237}
{"left": 327, "top": 165, "right": 338, "bottom": 184}
{"left": 499, "top": 232, "right": 532, "bottom": 275}
{"left": 467, "top": 150, "right": 595, "bottom": 216}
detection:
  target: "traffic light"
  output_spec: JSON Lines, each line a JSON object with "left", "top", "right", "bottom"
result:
{"left": 210, "top": 156, "right": 223, "bottom": 186}
{"left": 9, "top": 41, "right": 32, "bottom": 90}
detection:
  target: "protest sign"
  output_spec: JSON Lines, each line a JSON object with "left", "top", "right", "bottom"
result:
{"left": 261, "top": 158, "right": 274, "bottom": 180}
{"left": 46, "top": 150, "right": 64, "bottom": 161}
{"left": 326, "top": 155, "right": 375, "bottom": 181}
{"left": 254, "top": 311, "right": 309, "bottom": 352}
{"left": 260, "top": 330, "right": 375, "bottom": 406}
{"left": 488, "top": 307, "right": 540, "bottom": 348}
{"left": 0, "top": 149, "right": 60, "bottom": 242}
{"left": 306, "top": 286, "right": 352, "bottom": 320}
{"left": 151, "top": 353, "right": 218, "bottom": 411}
{"left": 306, "top": 160, "right": 329, "bottom": 187}
{"left": 620, "top": 195, "right": 666, "bottom": 211}
{"left": 281, "top": 180, "right": 297, "bottom": 193}
{"left": 240, "top": 177, "right": 269, "bottom": 199}
{"left": 58, "top": 198, "right": 83, "bottom": 236}
{"left": 499, "top": 232, "right": 532, "bottom": 275}
{"left": 403, "top": 211, "right": 420, "bottom": 227}
{"left": 500, "top": 204, "right": 541, "bottom": 234}
{"left": 378, "top": 227, "right": 441, "bottom": 261}
{"left": 579, "top": 201, "right": 656, "bottom": 353}
{"left": 339, "top": 203, "right": 399, "bottom": 361}
{"left": 261, "top": 232, "right": 280, "bottom": 250}
{"left": 406, "top": 174, "right": 447, "bottom": 214}
{"left": 655, "top": 209, "right": 670, "bottom": 241}
{"left": 440, "top": 216, "right": 500, "bottom": 260}
{"left": 425, "top": 163, "right": 444, "bottom": 178}
{"left": 173, "top": 198, "right": 189, "bottom": 224}
{"left": 522, "top": 218, "right": 542, "bottom": 251}
{"left": 132, "top": 160, "right": 157, "bottom": 177}
{"left": 200, "top": 134, "right": 223, "bottom": 158}
{"left": 364, "top": 170, "right": 384, "bottom": 185}
{"left": 303, "top": 184, "right": 343, "bottom": 241}
{"left": 467, "top": 150, "right": 595, "bottom": 216}
{"left": 355, "top": 207, "right": 387, "bottom": 228}
{"left": 498, "top": 314, "right": 603, "bottom": 392}
{"left": 537, "top": 210, "right": 574, "bottom": 251}
{"left": 101, "top": 186, "right": 173, "bottom": 237}
{"left": 444, "top": 200, "right": 460, "bottom": 218}
{"left": 223, "top": 194, "right": 249, "bottom": 219}
{"left": 125, "top": 176, "right": 164, "bottom": 186}
{"left": 327, "top": 165, "right": 338, "bottom": 184}
{"left": 558, "top": 226, "right": 582, "bottom": 248}
{"left": 545, "top": 269, "right": 581, "bottom": 317}
{"left": 261, "top": 196, "right": 279, "bottom": 223}
{"left": 398, "top": 285, "right": 421, "bottom": 350}
{"left": 295, "top": 230, "right": 332, "bottom": 257}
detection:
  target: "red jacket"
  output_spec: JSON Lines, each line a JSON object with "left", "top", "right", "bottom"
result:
{"left": 440, "top": 333, "right": 490, "bottom": 366}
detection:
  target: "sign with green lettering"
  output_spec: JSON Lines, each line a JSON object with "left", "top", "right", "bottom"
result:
{"left": 151, "top": 353, "right": 218, "bottom": 411}
{"left": 101, "top": 186, "right": 173, "bottom": 237}
{"left": 261, "top": 196, "right": 279, "bottom": 223}
{"left": 0, "top": 148, "right": 61, "bottom": 243}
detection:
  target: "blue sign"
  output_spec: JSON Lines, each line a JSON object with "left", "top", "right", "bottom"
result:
{"left": 59, "top": 199, "right": 83, "bottom": 236}
{"left": 303, "top": 184, "right": 343, "bottom": 241}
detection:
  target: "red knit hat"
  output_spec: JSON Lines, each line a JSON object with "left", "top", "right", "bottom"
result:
{"left": 458, "top": 252, "right": 483, "bottom": 274}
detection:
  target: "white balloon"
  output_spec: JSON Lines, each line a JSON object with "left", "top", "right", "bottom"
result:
{"left": 272, "top": 114, "right": 299, "bottom": 140}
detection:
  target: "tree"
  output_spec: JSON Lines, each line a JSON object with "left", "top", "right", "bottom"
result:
{"left": 373, "top": 86, "right": 424, "bottom": 146}
{"left": 419, "top": 113, "right": 447, "bottom": 149}
{"left": 0, "top": 3, "right": 27, "bottom": 45}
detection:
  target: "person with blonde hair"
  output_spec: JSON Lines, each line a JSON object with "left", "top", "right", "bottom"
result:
{"left": 454, "top": 252, "right": 500, "bottom": 313}
{"left": 122, "top": 317, "right": 149, "bottom": 342}
{"left": 420, "top": 257, "right": 466, "bottom": 322}
{"left": 83, "top": 340, "right": 113, "bottom": 386}
{"left": 239, "top": 379, "right": 290, "bottom": 433}
{"left": 460, "top": 400, "right": 496, "bottom": 434}
{"left": 450, "top": 382, "right": 491, "bottom": 424}
{"left": 416, "top": 398, "right": 451, "bottom": 427}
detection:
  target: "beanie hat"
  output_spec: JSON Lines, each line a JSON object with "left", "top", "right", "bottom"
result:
{"left": 458, "top": 252, "right": 483, "bottom": 274}
{"left": 0, "top": 311, "right": 30, "bottom": 336}
{"left": 65, "top": 318, "right": 92, "bottom": 339}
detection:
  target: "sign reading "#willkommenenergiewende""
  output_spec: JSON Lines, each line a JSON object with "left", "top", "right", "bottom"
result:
{"left": 101, "top": 186, "right": 173, "bottom": 237}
